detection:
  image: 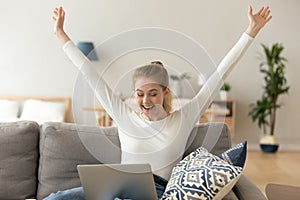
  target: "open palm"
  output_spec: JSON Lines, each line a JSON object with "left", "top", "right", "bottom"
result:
{"left": 52, "top": 7, "right": 65, "bottom": 35}
{"left": 246, "top": 6, "right": 272, "bottom": 37}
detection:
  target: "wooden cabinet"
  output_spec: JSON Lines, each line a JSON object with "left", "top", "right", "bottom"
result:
{"left": 199, "top": 100, "right": 235, "bottom": 137}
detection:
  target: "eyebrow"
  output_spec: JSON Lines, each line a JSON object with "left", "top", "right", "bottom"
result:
{"left": 135, "top": 89, "right": 158, "bottom": 92}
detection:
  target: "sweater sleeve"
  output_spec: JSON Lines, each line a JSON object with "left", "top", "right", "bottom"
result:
{"left": 181, "top": 33, "right": 254, "bottom": 126}
{"left": 62, "top": 40, "right": 127, "bottom": 122}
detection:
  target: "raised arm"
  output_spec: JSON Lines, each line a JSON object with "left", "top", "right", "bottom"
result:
{"left": 52, "top": 7, "right": 128, "bottom": 122}
{"left": 181, "top": 6, "right": 272, "bottom": 125}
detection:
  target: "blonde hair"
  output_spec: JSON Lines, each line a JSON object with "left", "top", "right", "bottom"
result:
{"left": 133, "top": 61, "right": 173, "bottom": 113}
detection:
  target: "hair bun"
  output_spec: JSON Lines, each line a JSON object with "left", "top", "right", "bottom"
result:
{"left": 151, "top": 61, "right": 164, "bottom": 67}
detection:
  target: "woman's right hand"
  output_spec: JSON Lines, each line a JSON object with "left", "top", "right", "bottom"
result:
{"left": 52, "top": 6, "right": 71, "bottom": 44}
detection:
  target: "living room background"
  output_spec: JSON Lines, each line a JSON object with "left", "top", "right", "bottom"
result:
{"left": 0, "top": 0, "right": 299, "bottom": 150}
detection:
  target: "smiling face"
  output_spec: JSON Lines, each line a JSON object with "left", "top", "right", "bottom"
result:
{"left": 132, "top": 62, "right": 172, "bottom": 120}
{"left": 134, "top": 77, "right": 169, "bottom": 120}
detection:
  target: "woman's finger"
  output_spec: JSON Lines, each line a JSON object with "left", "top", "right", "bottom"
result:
{"left": 260, "top": 6, "right": 269, "bottom": 17}
{"left": 52, "top": 16, "right": 57, "bottom": 22}
{"left": 266, "top": 15, "right": 272, "bottom": 22}
{"left": 248, "top": 6, "right": 253, "bottom": 16}
{"left": 264, "top": 8, "right": 271, "bottom": 18}
{"left": 58, "top": 7, "right": 65, "bottom": 18}
{"left": 254, "top": 6, "right": 264, "bottom": 16}
{"left": 264, "top": 10, "right": 271, "bottom": 18}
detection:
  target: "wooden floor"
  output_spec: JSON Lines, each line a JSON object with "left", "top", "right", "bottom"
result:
{"left": 243, "top": 151, "right": 300, "bottom": 195}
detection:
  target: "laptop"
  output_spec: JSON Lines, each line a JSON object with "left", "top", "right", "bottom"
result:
{"left": 77, "top": 164, "right": 158, "bottom": 200}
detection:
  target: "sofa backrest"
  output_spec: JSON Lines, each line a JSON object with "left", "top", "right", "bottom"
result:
{"left": 37, "top": 122, "right": 121, "bottom": 199}
{"left": 0, "top": 121, "right": 232, "bottom": 200}
{"left": 185, "top": 122, "right": 231, "bottom": 156}
{"left": 37, "top": 121, "right": 231, "bottom": 199}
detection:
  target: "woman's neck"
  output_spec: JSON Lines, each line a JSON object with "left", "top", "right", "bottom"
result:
{"left": 141, "top": 112, "right": 170, "bottom": 121}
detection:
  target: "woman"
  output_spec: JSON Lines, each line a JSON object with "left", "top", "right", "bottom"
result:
{"left": 46, "top": 5, "right": 272, "bottom": 200}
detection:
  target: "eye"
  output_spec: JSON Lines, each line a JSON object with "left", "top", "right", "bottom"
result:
{"left": 149, "top": 92, "right": 157, "bottom": 97}
{"left": 136, "top": 92, "right": 144, "bottom": 97}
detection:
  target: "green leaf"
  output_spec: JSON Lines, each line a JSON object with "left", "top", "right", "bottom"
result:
{"left": 249, "top": 43, "right": 290, "bottom": 135}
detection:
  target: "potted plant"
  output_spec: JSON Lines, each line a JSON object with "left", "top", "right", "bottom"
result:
{"left": 220, "top": 82, "right": 231, "bottom": 100}
{"left": 169, "top": 72, "right": 190, "bottom": 97}
{"left": 249, "top": 43, "right": 290, "bottom": 153}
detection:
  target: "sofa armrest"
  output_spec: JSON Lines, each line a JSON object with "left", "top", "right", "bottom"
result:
{"left": 233, "top": 175, "right": 267, "bottom": 200}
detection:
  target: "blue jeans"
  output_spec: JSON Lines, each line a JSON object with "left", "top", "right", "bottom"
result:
{"left": 43, "top": 175, "right": 167, "bottom": 200}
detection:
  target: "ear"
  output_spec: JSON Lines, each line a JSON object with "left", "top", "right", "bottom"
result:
{"left": 164, "top": 87, "right": 170, "bottom": 96}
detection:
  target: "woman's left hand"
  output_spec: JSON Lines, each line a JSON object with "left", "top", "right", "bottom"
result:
{"left": 246, "top": 6, "right": 272, "bottom": 38}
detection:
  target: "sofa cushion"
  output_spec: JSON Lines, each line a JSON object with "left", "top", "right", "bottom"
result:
{"left": 0, "top": 121, "right": 39, "bottom": 199}
{"left": 162, "top": 147, "right": 242, "bottom": 199}
{"left": 218, "top": 141, "right": 247, "bottom": 168}
{"left": 37, "top": 122, "right": 121, "bottom": 199}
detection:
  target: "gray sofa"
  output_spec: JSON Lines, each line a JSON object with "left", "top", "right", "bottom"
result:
{"left": 0, "top": 121, "right": 266, "bottom": 200}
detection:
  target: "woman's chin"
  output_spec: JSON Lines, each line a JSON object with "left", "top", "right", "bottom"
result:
{"left": 141, "top": 106, "right": 152, "bottom": 114}
{"left": 140, "top": 109, "right": 151, "bottom": 119}
{"left": 142, "top": 109, "right": 151, "bottom": 115}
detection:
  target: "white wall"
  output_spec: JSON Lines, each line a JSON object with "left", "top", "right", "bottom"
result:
{"left": 1, "top": 0, "right": 299, "bottom": 150}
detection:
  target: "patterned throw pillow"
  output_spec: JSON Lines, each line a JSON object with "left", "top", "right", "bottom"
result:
{"left": 161, "top": 147, "right": 243, "bottom": 200}
{"left": 218, "top": 141, "right": 247, "bottom": 168}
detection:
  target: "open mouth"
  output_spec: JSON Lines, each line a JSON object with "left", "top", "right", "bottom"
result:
{"left": 142, "top": 105, "right": 154, "bottom": 112}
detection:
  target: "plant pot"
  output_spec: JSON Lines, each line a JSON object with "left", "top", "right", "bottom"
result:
{"left": 259, "top": 135, "right": 279, "bottom": 153}
{"left": 219, "top": 90, "right": 227, "bottom": 100}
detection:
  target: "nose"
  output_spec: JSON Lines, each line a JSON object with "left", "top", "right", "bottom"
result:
{"left": 142, "top": 95, "right": 150, "bottom": 104}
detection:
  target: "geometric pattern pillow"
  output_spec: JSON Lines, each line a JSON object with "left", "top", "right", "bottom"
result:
{"left": 161, "top": 147, "right": 243, "bottom": 200}
{"left": 218, "top": 141, "right": 247, "bottom": 168}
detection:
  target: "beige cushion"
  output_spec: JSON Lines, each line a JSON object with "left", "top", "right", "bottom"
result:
{"left": 20, "top": 99, "right": 66, "bottom": 124}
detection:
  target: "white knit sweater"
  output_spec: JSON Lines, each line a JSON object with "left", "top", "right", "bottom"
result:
{"left": 63, "top": 32, "right": 253, "bottom": 180}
